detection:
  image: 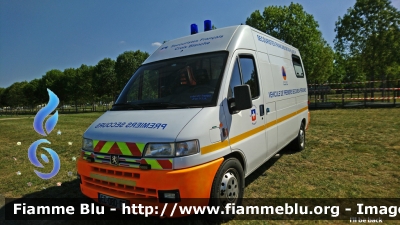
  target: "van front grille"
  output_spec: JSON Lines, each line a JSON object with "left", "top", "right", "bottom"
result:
{"left": 82, "top": 150, "right": 141, "bottom": 168}
{"left": 80, "top": 164, "right": 158, "bottom": 199}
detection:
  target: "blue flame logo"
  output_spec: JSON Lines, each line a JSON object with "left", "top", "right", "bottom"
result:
{"left": 33, "top": 89, "right": 59, "bottom": 136}
{"left": 28, "top": 89, "right": 61, "bottom": 179}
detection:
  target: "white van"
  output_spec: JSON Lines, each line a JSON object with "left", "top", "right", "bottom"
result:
{"left": 77, "top": 23, "right": 310, "bottom": 217}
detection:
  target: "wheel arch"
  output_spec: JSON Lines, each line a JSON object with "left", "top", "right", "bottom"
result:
{"left": 223, "top": 150, "right": 247, "bottom": 176}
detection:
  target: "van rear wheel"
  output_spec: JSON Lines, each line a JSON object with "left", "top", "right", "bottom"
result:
{"left": 292, "top": 122, "right": 305, "bottom": 152}
{"left": 209, "top": 158, "right": 244, "bottom": 219}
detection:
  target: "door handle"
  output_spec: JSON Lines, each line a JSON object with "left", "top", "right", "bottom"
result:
{"left": 259, "top": 104, "right": 265, "bottom": 116}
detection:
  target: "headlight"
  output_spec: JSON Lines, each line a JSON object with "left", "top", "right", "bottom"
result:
{"left": 144, "top": 143, "right": 174, "bottom": 157}
{"left": 82, "top": 138, "right": 93, "bottom": 151}
{"left": 143, "top": 140, "right": 199, "bottom": 157}
{"left": 175, "top": 140, "right": 199, "bottom": 157}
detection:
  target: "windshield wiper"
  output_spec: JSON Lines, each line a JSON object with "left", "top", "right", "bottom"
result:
{"left": 159, "top": 102, "right": 190, "bottom": 108}
{"left": 137, "top": 102, "right": 190, "bottom": 109}
{"left": 111, "top": 103, "right": 145, "bottom": 110}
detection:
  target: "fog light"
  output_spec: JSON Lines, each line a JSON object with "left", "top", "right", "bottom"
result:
{"left": 164, "top": 193, "right": 176, "bottom": 199}
{"left": 139, "top": 164, "right": 151, "bottom": 170}
{"left": 158, "top": 190, "right": 180, "bottom": 203}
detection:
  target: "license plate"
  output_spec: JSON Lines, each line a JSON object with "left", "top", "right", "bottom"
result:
{"left": 98, "top": 193, "right": 129, "bottom": 209}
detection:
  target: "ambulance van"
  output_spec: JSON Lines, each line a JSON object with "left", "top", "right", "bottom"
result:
{"left": 77, "top": 22, "right": 310, "bottom": 217}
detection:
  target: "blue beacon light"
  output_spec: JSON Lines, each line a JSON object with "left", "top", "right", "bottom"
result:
{"left": 191, "top": 24, "right": 198, "bottom": 35}
{"left": 204, "top": 20, "right": 212, "bottom": 31}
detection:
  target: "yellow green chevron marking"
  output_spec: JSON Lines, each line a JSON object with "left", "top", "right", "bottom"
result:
{"left": 116, "top": 142, "right": 133, "bottom": 156}
{"left": 100, "top": 141, "right": 114, "bottom": 153}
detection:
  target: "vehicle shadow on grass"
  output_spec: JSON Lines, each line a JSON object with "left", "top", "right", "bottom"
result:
{"left": 0, "top": 179, "right": 228, "bottom": 225}
{"left": 244, "top": 144, "right": 297, "bottom": 188}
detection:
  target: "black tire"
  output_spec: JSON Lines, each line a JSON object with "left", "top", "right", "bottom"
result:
{"left": 292, "top": 122, "right": 306, "bottom": 152}
{"left": 209, "top": 158, "right": 244, "bottom": 220}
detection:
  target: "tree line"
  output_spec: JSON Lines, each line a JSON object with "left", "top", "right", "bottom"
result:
{"left": 0, "top": 50, "right": 149, "bottom": 109}
{"left": 1, "top": 0, "right": 399, "bottom": 108}
{"left": 246, "top": 0, "right": 400, "bottom": 86}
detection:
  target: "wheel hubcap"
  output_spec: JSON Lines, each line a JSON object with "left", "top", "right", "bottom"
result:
{"left": 220, "top": 170, "right": 239, "bottom": 204}
{"left": 299, "top": 129, "right": 305, "bottom": 148}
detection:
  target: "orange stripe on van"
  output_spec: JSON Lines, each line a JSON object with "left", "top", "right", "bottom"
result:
{"left": 277, "top": 110, "right": 298, "bottom": 124}
{"left": 229, "top": 124, "right": 265, "bottom": 145}
{"left": 200, "top": 106, "right": 308, "bottom": 155}
{"left": 201, "top": 140, "right": 229, "bottom": 155}
{"left": 297, "top": 106, "right": 308, "bottom": 114}
{"left": 265, "top": 120, "right": 277, "bottom": 128}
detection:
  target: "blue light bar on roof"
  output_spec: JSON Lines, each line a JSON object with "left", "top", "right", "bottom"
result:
{"left": 191, "top": 24, "right": 198, "bottom": 35}
{"left": 204, "top": 20, "right": 212, "bottom": 31}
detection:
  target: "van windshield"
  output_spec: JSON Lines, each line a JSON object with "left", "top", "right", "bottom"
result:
{"left": 112, "top": 51, "right": 228, "bottom": 110}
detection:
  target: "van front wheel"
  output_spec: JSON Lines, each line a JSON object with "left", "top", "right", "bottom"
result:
{"left": 292, "top": 122, "right": 305, "bottom": 152}
{"left": 209, "top": 158, "right": 244, "bottom": 219}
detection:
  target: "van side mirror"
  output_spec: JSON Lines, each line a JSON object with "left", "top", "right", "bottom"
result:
{"left": 233, "top": 85, "right": 252, "bottom": 110}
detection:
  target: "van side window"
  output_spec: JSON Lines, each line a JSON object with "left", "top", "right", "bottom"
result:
{"left": 239, "top": 56, "right": 260, "bottom": 99}
{"left": 228, "top": 58, "right": 242, "bottom": 98}
{"left": 292, "top": 55, "right": 304, "bottom": 78}
{"left": 228, "top": 55, "right": 260, "bottom": 99}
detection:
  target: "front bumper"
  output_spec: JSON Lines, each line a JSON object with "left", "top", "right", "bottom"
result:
{"left": 77, "top": 157, "right": 223, "bottom": 217}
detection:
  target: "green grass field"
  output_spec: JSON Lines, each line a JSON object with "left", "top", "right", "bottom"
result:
{"left": 1, "top": 108, "right": 399, "bottom": 225}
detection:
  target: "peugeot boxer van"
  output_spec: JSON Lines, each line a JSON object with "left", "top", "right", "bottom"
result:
{"left": 77, "top": 22, "right": 310, "bottom": 217}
